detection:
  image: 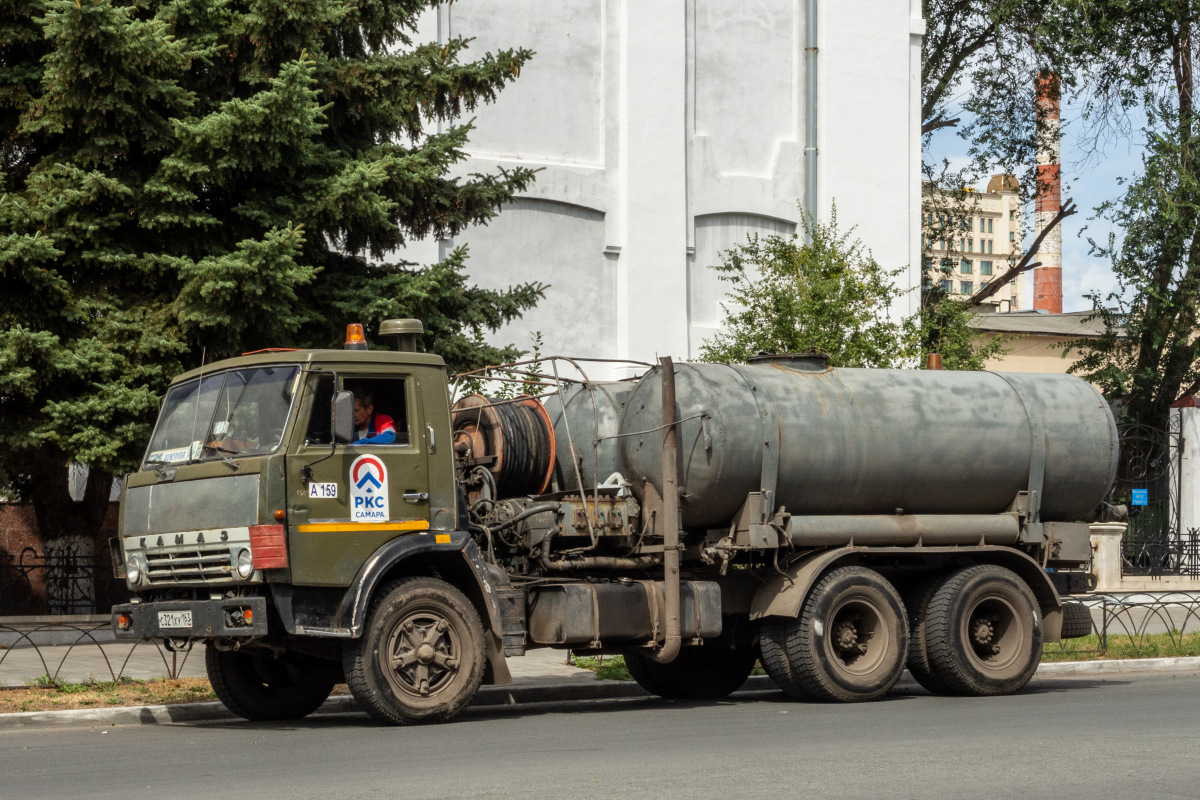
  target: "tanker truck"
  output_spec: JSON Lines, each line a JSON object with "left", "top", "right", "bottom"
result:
{"left": 111, "top": 320, "right": 1116, "bottom": 724}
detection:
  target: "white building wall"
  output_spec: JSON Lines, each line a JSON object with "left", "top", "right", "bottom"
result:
{"left": 414, "top": 1, "right": 925, "bottom": 378}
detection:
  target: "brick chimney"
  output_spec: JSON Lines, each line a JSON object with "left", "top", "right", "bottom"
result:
{"left": 1034, "top": 71, "right": 1062, "bottom": 313}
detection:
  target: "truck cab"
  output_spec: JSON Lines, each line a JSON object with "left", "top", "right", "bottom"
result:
{"left": 114, "top": 336, "right": 507, "bottom": 723}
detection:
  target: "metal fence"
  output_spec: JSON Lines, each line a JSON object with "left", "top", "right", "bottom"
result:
{"left": 1051, "top": 592, "right": 1200, "bottom": 654}
{"left": 0, "top": 618, "right": 194, "bottom": 685}
{"left": 0, "top": 543, "right": 127, "bottom": 616}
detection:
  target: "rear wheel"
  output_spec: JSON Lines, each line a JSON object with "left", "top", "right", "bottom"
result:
{"left": 625, "top": 644, "right": 758, "bottom": 700}
{"left": 904, "top": 575, "right": 952, "bottom": 695}
{"left": 342, "top": 576, "right": 485, "bottom": 725}
{"left": 924, "top": 565, "right": 1042, "bottom": 696}
{"left": 205, "top": 644, "right": 335, "bottom": 721}
{"left": 761, "top": 566, "right": 907, "bottom": 702}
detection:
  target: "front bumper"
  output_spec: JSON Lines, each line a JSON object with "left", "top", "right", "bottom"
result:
{"left": 112, "top": 597, "right": 269, "bottom": 640}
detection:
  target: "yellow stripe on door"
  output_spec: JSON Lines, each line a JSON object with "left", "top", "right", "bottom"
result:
{"left": 295, "top": 520, "right": 431, "bottom": 533}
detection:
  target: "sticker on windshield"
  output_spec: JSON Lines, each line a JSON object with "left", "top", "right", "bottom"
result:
{"left": 308, "top": 482, "right": 338, "bottom": 499}
{"left": 350, "top": 455, "right": 389, "bottom": 522}
{"left": 147, "top": 445, "right": 193, "bottom": 464}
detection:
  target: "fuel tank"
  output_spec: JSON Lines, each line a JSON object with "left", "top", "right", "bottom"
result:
{"left": 614, "top": 360, "right": 1118, "bottom": 528}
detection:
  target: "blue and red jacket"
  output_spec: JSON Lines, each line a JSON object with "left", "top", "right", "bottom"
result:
{"left": 354, "top": 413, "right": 396, "bottom": 445}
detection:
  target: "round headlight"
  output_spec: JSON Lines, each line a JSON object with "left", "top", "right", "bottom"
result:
{"left": 126, "top": 554, "right": 144, "bottom": 585}
{"left": 236, "top": 548, "right": 254, "bottom": 580}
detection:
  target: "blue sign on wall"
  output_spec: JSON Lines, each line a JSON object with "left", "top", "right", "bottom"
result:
{"left": 1131, "top": 488, "right": 1149, "bottom": 506}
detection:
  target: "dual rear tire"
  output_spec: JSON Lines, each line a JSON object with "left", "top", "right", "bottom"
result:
{"left": 761, "top": 564, "right": 1042, "bottom": 702}
{"left": 906, "top": 564, "right": 1042, "bottom": 696}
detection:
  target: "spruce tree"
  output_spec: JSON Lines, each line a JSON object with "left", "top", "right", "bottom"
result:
{"left": 0, "top": 0, "right": 542, "bottom": 545}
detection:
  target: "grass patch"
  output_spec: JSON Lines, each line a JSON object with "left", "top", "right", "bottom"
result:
{"left": 0, "top": 677, "right": 217, "bottom": 714}
{"left": 1043, "top": 630, "right": 1200, "bottom": 662}
{"left": 571, "top": 655, "right": 633, "bottom": 681}
{"left": 571, "top": 654, "right": 766, "bottom": 681}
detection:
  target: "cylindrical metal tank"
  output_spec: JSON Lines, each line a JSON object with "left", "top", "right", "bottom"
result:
{"left": 616, "top": 361, "right": 1118, "bottom": 527}
{"left": 546, "top": 381, "right": 636, "bottom": 492}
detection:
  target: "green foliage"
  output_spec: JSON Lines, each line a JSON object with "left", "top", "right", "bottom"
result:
{"left": 699, "top": 209, "right": 917, "bottom": 368}
{"left": 0, "top": 0, "right": 544, "bottom": 499}
{"left": 917, "top": 290, "right": 1008, "bottom": 371}
{"left": 1069, "top": 102, "right": 1200, "bottom": 424}
{"left": 698, "top": 207, "right": 1000, "bottom": 370}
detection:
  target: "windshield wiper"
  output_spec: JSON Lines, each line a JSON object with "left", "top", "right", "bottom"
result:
{"left": 206, "top": 443, "right": 242, "bottom": 470}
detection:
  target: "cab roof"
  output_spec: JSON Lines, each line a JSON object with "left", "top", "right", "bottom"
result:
{"left": 171, "top": 348, "right": 446, "bottom": 385}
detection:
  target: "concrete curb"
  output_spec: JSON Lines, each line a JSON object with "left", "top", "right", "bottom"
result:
{"left": 2, "top": 657, "right": 1198, "bottom": 729}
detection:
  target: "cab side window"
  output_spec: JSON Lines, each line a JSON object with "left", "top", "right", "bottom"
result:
{"left": 343, "top": 377, "right": 410, "bottom": 446}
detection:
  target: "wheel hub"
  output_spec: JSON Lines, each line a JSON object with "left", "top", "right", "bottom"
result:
{"left": 834, "top": 619, "right": 861, "bottom": 653}
{"left": 388, "top": 612, "right": 460, "bottom": 697}
{"left": 971, "top": 617, "right": 994, "bottom": 646}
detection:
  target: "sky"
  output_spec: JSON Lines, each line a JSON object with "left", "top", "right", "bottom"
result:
{"left": 925, "top": 99, "right": 1144, "bottom": 313}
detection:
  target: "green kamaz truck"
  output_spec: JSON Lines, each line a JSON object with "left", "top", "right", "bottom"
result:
{"left": 113, "top": 320, "right": 1114, "bottom": 724}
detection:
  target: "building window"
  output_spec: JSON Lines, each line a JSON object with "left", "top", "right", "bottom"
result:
{"left": 961, "top": 281, "right": 973, "bottom": 295}
{"left": 968, "top": 238, "right": 974, "bottom": 252}
{"left": 980, "top": 261, "right": 992, "bottom": 275}
{"left": 1009, "top": 232, "right": 1015, "bottom": 242}
{"left": 940, "top": 258, "right": 953, "bottom": 272}
{"left": 988, "top": 239, "right": 994, "bottom": 254}
{"left": 940, "top": 279, "right": 952, "bottom": 293}
{"left": 1009, "top": 210, "right": 1016, "bottom": 220}
{"left": 922, "top": 256, "right": 932, "bottom": 270}
{"left": 987, "top": 218, "right": 994, "bottom": 233}
{"left": 960, "top": 237, "right": 965, "bottom": 250}
{"left": 981, "top": 281, "right": 990, "bottom": 291}
{"left": 961, "top": 259, "right": 973, "bottom": 274}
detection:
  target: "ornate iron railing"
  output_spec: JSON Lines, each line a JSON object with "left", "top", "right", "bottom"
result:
{"left": 0, "top": 543, "right": 127, "bottom": 616}
{"left": 1051, "top": 592, "right": 1200, "bottom": 654}
{"left": 0, "top": 618, "right": 194, "bottom": 684}
{"left": 1113, "top": 416, "right": 1189, "bottom": 576}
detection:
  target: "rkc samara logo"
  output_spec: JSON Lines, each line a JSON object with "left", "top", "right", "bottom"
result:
{"left": 350, "top": 454, "right": 390, "bottom": 522}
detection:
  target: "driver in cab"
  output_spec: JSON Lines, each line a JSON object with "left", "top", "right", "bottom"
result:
{"left": 353, "top": 390, "right": 397, "bottom": 445}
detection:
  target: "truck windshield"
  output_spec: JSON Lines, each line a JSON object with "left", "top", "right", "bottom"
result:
{"left": 144, "top": 366, "right": 301, "bottom": 467}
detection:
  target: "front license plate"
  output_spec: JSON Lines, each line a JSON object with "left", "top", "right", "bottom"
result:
{"left": 158, "top": 610, "right": 193, "bottom": 630}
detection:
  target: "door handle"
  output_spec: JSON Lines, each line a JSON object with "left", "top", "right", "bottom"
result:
{"left": 427, "top": 424, "right": 436, "bottom": 453}
{"left": 403, "top": 492, "right": 429, "bottom": 503}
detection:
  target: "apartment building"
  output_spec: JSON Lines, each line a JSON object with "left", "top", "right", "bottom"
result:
{"left": 922, "top": 174, "right": 1024, "bottom": 310}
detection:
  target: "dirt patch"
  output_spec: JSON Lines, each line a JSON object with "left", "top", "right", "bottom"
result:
{"left": 0, "top": 677, "right": 350, "bottom": 714}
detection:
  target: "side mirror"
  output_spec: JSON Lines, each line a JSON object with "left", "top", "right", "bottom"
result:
{"left": 333, "top": 391, "right": 355, "bottom": 444}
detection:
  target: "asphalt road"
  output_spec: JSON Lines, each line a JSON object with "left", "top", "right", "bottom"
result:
{"left": 3, "top": 672, "right": 1199, "bottom": 800}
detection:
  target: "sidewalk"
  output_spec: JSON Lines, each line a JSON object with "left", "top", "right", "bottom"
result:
{"left": 0, "top": 640, "right": 591, "bottom": 688}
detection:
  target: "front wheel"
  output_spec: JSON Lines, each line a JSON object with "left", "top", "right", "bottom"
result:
{"left": 923, "top": 565, "right": 1042, "bottom": 696}
{"left": 342, "top": 576, "right": 485, "bottom": 725}
{"left": 205, "top": 645, "right": 336, "bottom": 721}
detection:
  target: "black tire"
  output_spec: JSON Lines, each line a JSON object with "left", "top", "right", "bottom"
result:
{"left": 903, "top": 575, "right": 952, "bottom": 695}
{"left": 205, "top": 644, "right": 335, "bottom": 721}
{"left": 625, "top": 644, "right": 758, "bottom": 700}
{"left": 760, "top": 566, "right": 908, "bottom": 703}
{"left": 1059, "top": 601, "right": 1095, "bottom": 639}
{"left": 342, "top": 576, "right": 485, "bottom": 725}
{"left": 924, "top": 565, "right": 1042, "bottom": 696}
